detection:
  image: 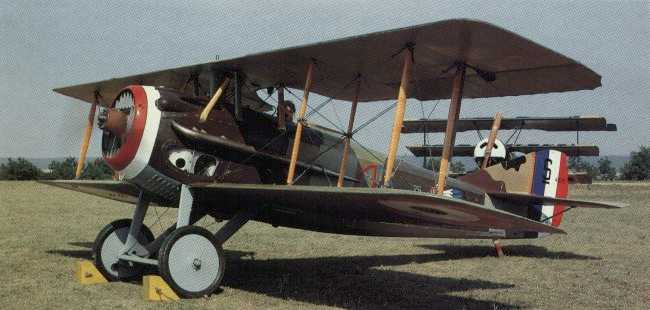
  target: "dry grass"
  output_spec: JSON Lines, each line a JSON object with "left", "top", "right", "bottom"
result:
{"left": 1, "top": 181, "right": 648, "bottom": 309}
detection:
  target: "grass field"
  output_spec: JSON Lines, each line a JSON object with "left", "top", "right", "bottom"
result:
{"left": 1, "top": 181, "right": 648, "bottom": 309}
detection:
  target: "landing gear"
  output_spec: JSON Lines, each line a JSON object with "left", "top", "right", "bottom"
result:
{"left": 158, "top": 226, "right": 225, "bottom": 298}
{"left": 93, "top": 219, "right": 155, "bottom": 281}
{"left": 91, "top": 185, "right": 255, "bottom": 298}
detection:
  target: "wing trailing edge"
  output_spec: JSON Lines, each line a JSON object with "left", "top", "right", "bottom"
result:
{"left": 488, "top": 192, "right": 626, "bottom": 209}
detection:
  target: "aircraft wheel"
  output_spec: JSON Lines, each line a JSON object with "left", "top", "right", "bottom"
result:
{"left": 93, "top": 219, "right": 155, "bottom": 281}
{"left": 158, "top": 226, "right": 225, "bottom": 298}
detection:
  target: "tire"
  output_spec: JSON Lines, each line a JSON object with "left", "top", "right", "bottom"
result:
{"left": 93, "top": 219, "right": 155, "bottom": 281}
{"left": 158, "top": 226, "right": 225, "bottom": 298}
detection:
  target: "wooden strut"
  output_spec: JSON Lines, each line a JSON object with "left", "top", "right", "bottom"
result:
{"left": 493, "top": 239, "right": 504, "bottom": 257}
{"left": 485, "top": 112, "right": 503, "bottom": 258}
{"left": 277, "top": 86, "right": 286, "bottom": 130}
{"left": 337, "top": 79, "right": 361, "bottom": 187}
{"left": 383, "top": 49, "right": 413, "bottom": 186}
{"left": 481, "top": 112, "right": 503, "bottom": 169}
{"left": 75, "top": 92, "right": 99, "bottom": 179}
{"left": 436, "top": 64, "right": 466, "bottom": 194}
{"left": 286, "top": 62, "right": 315, "bottom": 185}
{"left": 199, "top": 76, "right": 231, "bottom": 123}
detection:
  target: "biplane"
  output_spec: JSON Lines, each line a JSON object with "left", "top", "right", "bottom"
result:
{"left": 42, "top": 19, "right": 624, "bottom": 298}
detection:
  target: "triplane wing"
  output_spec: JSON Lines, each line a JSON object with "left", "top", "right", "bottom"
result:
{"left": 407, "top": 144, "right": 600, "bottom": 157}
{"left": 402, "top": 116, "right": 617, "bottom": 133}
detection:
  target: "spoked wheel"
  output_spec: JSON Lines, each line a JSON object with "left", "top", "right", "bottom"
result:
{"left": 93, "top": 219, "right": 155, "bottom": 281}
{"left": 158, "top": 226, "right": 225, "bottom": 298}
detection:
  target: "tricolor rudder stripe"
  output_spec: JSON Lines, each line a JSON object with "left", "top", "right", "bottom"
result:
{"left": 552, "top": 152, "right": 569, "bottom": 227}
{"left": 530, "top": 150, "right": 569, "bottom": 227}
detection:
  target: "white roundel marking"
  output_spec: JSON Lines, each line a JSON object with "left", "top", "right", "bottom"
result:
{"left": 119, "top": 86, "right": 161, "bottom": 179}
{"left": 379, "top": 198, "right": 480, "bottom": 223}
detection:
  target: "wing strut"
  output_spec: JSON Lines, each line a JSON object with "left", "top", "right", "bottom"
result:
{"left": 199, "top": 75, "right": 230, "bottom": 122}
{"left": 435, "top": 64, "right": 466, "bottom": 194}
{"left": 337, "top": 78, "right": 361, "bottom": 187}
{"left": 75, "top": 91, "right": 99, "bottom": 178}
{"left": 481, "top": 112, "right": 503, "bottom": 169}
{"left": 286, "top": 61, "right": 315, "bottom": 185}
{"left": 383, "top": 47, "right": 413, "bottom": 186}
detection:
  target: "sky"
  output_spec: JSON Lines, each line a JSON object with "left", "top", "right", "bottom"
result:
{"left": 1, "top": 0, "right": 648, "bottom": 158}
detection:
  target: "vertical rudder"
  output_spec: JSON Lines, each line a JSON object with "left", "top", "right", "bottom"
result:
{"left": 530, "top": 150, "right": 569, "bottom": 227}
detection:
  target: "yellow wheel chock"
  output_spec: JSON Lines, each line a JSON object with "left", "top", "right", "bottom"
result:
{"left": 143, "top": 275, "right": 180, "bottom": 301}
{"left": 75, "top": 260, "right": 108, "bottom": 284}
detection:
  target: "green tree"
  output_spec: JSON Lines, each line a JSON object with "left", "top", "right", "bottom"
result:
{"left": 0, "top": 158, "right": 40, "bottom": 180}
{"left": 82, "top": 158, "right": 113, "bottom": 180}
{"left": 569, "top": 157, "right": 599, "bottom": 180}
{"left": 621, "top": 146, "right": 650, "bottom": 180}
{"left": 47, "top": 157, "right": 77, "bottom": 180}
{"left": 450, "top": 160, "right": 466, "bottom": 174}
{"left": 424, "top": 157, "right": 466, "bottom": 174}
{"left": 424, "top": 157, "right": 440, "bottom": 171}
{"left": 597, "top": 157, "right": 617, "bottom": 181}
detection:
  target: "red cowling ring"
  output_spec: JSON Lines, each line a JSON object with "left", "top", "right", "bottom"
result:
{"left": 103, "top": 85, "right": 148, "bottom": 171}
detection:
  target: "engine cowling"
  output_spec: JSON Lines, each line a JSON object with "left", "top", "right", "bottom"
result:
{"left": 100, "top": 85, "right": 161, "bottom": 177}
{"left": 99, "top": 85, "right": 179, "bottom": 202}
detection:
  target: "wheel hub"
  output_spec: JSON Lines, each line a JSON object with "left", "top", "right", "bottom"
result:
{"left": 192, "top": 258, "right": 202, "bottom": 271}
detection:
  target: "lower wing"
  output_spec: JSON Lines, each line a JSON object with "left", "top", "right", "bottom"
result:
{"left": 190, "top": 183, "right": 564, "bottom": 235}
{"left": 39, "top": 180, "right": 172, "bottom": 206}
{"left": 39, "top": 180, "right": 564, "bottom": 236}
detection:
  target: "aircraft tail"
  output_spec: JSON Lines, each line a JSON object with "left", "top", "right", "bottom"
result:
{"left": 526, "top": 150, "right": 569, "bottom": 227}
{"left": 460, "top": 150, "right": 569, "bottom": 227}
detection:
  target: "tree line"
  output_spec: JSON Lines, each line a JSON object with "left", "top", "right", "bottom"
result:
{"left": 568, "top": 146, "right": 650, "bottom": 181}
{"left": 423, "top": 145, "right": 650, "bottom": 181}
{"left": 0, "top": 157, "right": 113, "bottom": 180}
{"left": 1, "top": 145, "right": 649, "bottom": 181}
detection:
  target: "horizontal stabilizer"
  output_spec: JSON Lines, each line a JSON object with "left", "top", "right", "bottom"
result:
{"left": 488, "top": 192, "right": 626, "bottom": 209}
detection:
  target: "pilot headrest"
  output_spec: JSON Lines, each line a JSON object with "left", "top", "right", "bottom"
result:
{"left": 474, "top": 138, "right": 506, "bottom": 159}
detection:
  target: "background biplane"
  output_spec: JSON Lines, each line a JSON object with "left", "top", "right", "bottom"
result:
{"left": 403, "top": 115, "right": 617, "bottom": 184}
{"left": 42, "top": 19, "right": 623, "bottom": 298}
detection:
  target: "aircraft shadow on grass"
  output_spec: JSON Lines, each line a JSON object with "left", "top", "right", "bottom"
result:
{"left": 418, "top": 244, "right": 601, "bottom": 261}
{"left": 48, "top": 242, "right": 522, "bottom": 309}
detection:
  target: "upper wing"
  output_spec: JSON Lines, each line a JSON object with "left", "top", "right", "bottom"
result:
{"left": 191, "top": 183, "right": 564, "bottom": 235}
{"left": 488, "top": 192, "right": 626, "bottom": 209}
{"left": 54, "top": 19, "right": 599, "bottom": 105}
